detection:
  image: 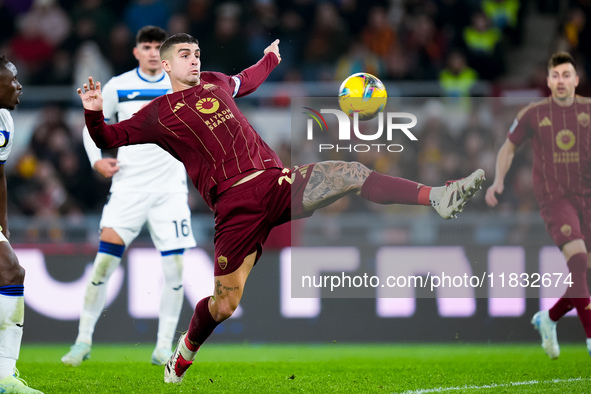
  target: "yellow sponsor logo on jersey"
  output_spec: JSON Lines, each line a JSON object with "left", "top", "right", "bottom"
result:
{"left": 204, "top": 110, "right": 236, "bottom": 131}
{"left": 173, "top": 103, "right": 185, "bottom": 113}
{"left": 538, "top": 116, "right": 552, "bottom": 127}
{"left": 196, "top": 97, "right": 220, "bottom": 114}
{"left": 555, "top": 129, "right": 576, "bottom": 151}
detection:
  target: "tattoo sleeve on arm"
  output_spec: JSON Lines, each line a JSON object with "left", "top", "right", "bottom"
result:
{"left": 302, "top": 161, "right": 371, "bottom": 211}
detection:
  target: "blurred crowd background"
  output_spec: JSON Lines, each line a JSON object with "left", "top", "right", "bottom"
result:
{"left": 0, "top": 0, "right": 587, "bottom": 234}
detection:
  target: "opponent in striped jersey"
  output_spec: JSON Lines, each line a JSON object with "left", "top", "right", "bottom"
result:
{"left": 80, "top": 33, "right": 485, "bottom": 384}
{"left": 62, "top": 26, "right": 197, "bottom": 369}
{"left": 0, "top": 57, "right": 43, "bottom": 393}
{"left": 486, "top": 52, "right": 591, "bottom": 359}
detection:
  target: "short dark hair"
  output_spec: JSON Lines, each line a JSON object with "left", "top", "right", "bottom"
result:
{"left": 136, "top": 25, "right": 167, "bottom": 45}
{"left": 548, "top": 52, "right": 577, "bottom": 71}
{"left": 0, "top": 55, "right": 9, "bottom": 70}
{"left": 160, "top": 33, "right": 200, "bottom": 59}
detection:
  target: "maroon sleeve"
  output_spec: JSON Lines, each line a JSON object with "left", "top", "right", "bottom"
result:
{"left": 232, "top": 53, "right": 280, "bottom": 97}
{"left": 85, "top": 103, "right": 158, "bottom": 149}
{"left": 507, "top": 104, "right": 532, "bottom": 148}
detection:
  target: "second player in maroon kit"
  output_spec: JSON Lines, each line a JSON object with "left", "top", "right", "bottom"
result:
{"left": 80, "top": 33, "right": 486, "bottom": 383}
{"left": 486, "top": 51, "right": 591, "bottom": 359}
{"left": 509, "top": 96, "right": 591, "bottom": 247}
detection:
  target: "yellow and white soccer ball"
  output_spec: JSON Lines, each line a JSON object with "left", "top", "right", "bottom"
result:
{"left": 338, "top": 73, "right": 387, "bottom": 121}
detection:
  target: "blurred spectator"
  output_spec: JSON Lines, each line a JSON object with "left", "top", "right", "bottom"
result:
{"left": 167, "top": 13, "right": 190, "bottom": 36}
{"left": 439, "top": 50, "right": 478, "bottom": 97}
{"left": 462, "top": 11, "right": 505, "bottom": 80}
{"left": 185, "top": 0, "right": 214, "bottom": 39}
{"left": 70, "top": 0, "right": 117, "bottom": 51}
{"left": 8, "top": 15, "right": 54, "bottom": 84}
{"left": 73, "top": 41, "right": 113, "bottom": 89}
{"left": 245, "top": 0, "right": 280, "bottom": 63}
{"left": 404, "top": 13, "right": 447, "bottom": 79}
{"left": 106, "top": 23, "right": 136, "bottom": 76}
{"left": 124, "top": 0, "right": 171, "bottom": 35}
{"left": 9, "top": 106, "right": 109, "bottom": 218}
{"left": 361, "top": 5, "right": 398, "bottom": 59}
{"left": 201, "top": 2, "right": 250, "bottom": 74}
{"left": 0, "top": 0, "right": 16, "bottom": 47}
{"left": 60, "top": 16, "right": 104, "bottom": 59}
{"left": 335, "top": 41, "right": 384, "bottom": 81}
{"left": 482, "top": 0, "right": 520, "bottom": 30}
{"left": 20, "top": 0, "right": 71, "bottom": 47}
{"left": 302, "top": 2, "right": 349, "bottom": 80}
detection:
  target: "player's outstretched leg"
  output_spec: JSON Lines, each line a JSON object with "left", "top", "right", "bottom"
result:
{"left": 531, "top": 310, "right": 560, "bottom": 359}
{"left": 302, "top": 161, "right": 484, "bottom": 219}
{"left": 429, "top": 169, "right": 485, "bottom": 219}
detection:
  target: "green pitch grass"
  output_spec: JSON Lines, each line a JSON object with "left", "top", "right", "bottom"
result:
{"left": 17, "top": 343, "right": 591, "bottom": 393}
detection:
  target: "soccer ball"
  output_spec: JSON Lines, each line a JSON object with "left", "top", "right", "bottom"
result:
{"left": 338, "top": 73, "right": 387, "bottom": 121}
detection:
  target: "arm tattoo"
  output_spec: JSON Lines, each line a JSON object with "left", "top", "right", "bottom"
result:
{"left": 302, "top": 161, "right": 371, "bottom": 211}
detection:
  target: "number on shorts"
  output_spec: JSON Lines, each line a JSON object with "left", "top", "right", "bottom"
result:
{"left": 172, "top": 219, "right": 190, "bottom": 237}
{"left": 278, "top": 168, "right": 293, "bottom": 185}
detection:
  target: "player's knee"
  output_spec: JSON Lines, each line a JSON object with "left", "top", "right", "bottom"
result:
{"left": 0, "top": 255, "right": 25, "bottom": 285}
{"left": 347, "top": 161, "right": 370, "bottom": 187}
{"left": 91, "top": 256, "right": 120, "bottom": 283}
{"left": 212, "top": 298, "right": 239, "bottom": 322}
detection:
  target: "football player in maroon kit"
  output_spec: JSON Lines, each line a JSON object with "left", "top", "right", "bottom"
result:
{"left": 486, "top": 52, "right": 591, "bottom": 359}
{"left": 79, "top": 33, "right": 485, "bottom": 383}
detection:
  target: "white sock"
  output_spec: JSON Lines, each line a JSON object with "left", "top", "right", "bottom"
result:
{"left": 156, "top": 253, "right": 184, "bottom": 350}
{"left": 429, "top": 186, "right": 445, "bottom": 204}
{"left": 0, "top": 295, "right": 23, "bottom": 379}
{"left": 179, "top": 338, "right": 198, "bottom": 361}
{"left": 75, "top": 252, "right": 121, "bottom": 345}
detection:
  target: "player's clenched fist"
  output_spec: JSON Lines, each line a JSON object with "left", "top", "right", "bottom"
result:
{"left": 77, "top": 76, "right": 103, "bottom": 111}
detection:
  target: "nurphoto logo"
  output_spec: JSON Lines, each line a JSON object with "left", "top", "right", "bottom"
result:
{"left": 303, "top": 107, "right": 418, "bottom": 153}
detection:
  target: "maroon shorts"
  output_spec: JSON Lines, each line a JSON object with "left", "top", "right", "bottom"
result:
{"left": 212, "top": 164, "right": 316, "bottom": 276}
{"left": 539, "top": 194, "right": 591, "bottom": 249}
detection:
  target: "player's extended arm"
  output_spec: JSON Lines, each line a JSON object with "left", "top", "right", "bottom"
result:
{"left": 78, "top": 77, "right": 153, "bottom": 149}
{"left": 82, "top": 126, "right": 119, "bottom": 178}
{"left": 233, "top": 40, "right": 281, "bottom": 97}
{"left": 485, "top": 138, "right": 516, "bottom": 207}
{"left": 0, "top": 164, "right": 9, "bottom": 239}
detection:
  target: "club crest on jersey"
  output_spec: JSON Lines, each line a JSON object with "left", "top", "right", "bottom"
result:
{"left": 218, "top": 256, "right": 228, "bottom": 270}
{"left": 561, "top": 224, "right": 572, "bottom": 237}
{"left": 0, "top": 130, "right": 9, "bottom": 147}
{"left": 555, "top": 129, "right": 575, "bottom": 151}
{"left": 577, "top": 112, "right": 590, "bottom": 127}
{"left": 196, "top": 97, "right": 219, "bottom": 114}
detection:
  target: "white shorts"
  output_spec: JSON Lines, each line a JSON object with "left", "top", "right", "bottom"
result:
{"left": 99, "top": 192, "right": 197, "bottom": 251}
{"left": 0, "top": 231, "right": 7, "bottom": 243}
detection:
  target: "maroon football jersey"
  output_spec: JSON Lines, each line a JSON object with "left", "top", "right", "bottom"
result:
{"left": 86, "top": 53, "right": 283, "bottom": 203}
{"left": 508, "top": 96, "right": 591, "bottom": 202}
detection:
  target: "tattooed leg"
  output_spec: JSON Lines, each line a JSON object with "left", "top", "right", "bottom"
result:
{"left": 302, "top": 161, "right": 372, "bottom": 212}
